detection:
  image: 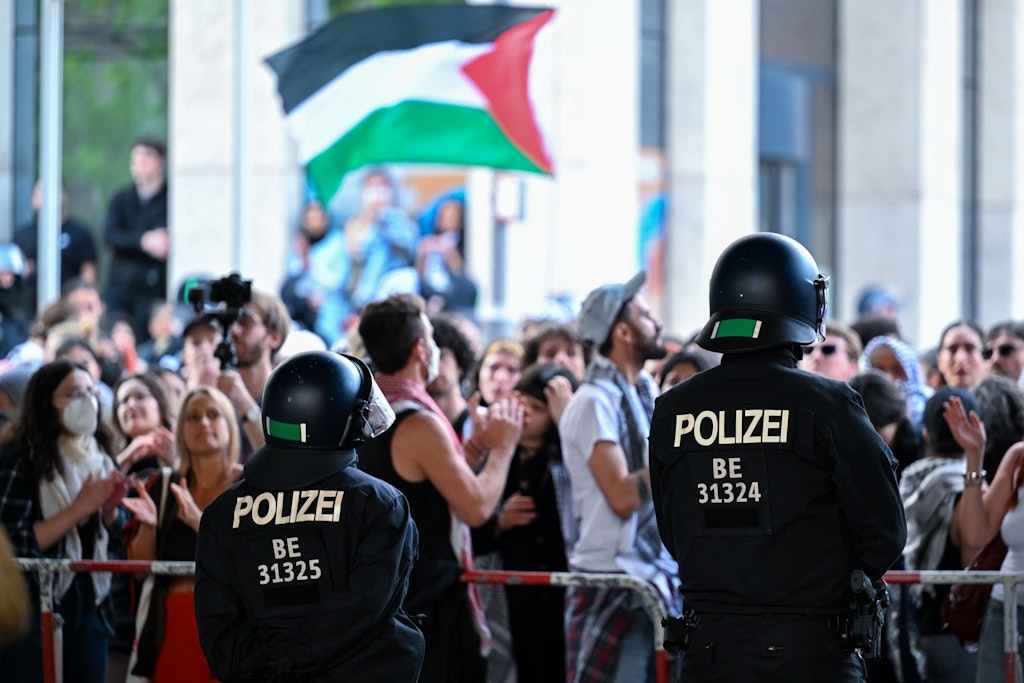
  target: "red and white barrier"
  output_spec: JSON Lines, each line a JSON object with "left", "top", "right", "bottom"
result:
{"left": 14, "top": 559, "right": 1024, "bottom": 683}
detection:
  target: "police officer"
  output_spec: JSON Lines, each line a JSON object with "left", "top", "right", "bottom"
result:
{"left": 649, "top": 233, "right": 907, "bottom": 682}
{"left": 194, "top": 351, "right": 424, "bottom": 682}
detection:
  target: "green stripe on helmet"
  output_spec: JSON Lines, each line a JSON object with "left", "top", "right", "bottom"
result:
{"left": 712, "top": 318, "right": 762, "bottom": 339}
{"left": 267, "top": 418, "right": 307, "bottom": 443}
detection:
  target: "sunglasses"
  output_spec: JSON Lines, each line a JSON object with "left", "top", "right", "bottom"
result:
{"left": 982, "top": 344, "right": 1020, "bottom": 361}
{"left": 802, "top": 344, "right": 838, "bottom": 356}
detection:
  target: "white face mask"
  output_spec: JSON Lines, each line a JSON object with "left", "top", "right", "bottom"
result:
{"left": 426, "top": 340, "right": 441, "bottom": 385}
{"left": 62, "top": 394, "right": 99, "bottom": 435}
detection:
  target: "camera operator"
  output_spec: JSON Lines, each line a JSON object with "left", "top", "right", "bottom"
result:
{"left": 183, "top": 278, "right": 291, "bottom": 463}
{"left": 220, "top": 290, "right": 290, "bottom": 461}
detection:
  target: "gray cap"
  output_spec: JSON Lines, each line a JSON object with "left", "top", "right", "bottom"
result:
{"left": 577, "top": 271, "right": 646, "bottom": 347}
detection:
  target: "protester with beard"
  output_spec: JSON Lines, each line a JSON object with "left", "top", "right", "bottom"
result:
{"left": 218, "top": 289, "right": 290, "bottom": 463}
{"left": 357, "top": 293, "right": 523, "bottom": 683}
{"left": 559, "top": 271, "right": 680, "bottom": 683}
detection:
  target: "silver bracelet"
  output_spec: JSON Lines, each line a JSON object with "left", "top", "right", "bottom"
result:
{"left": 963, "top": 469, "right": 987, "bottom": 487}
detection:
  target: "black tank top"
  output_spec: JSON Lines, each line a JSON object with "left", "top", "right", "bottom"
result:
{"left": 357, "top": 407, "right": 463, "bottom": 610}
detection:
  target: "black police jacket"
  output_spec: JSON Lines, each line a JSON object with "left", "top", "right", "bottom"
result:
{"left": 649, "top": 346, "right": 907, "bottom": 615}
{"left": 194, "top": 449, "right": 424, "bottom": 682}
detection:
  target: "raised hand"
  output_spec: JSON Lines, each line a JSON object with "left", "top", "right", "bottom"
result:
{"left": 75, "top": 471, "right": 121, "bottom": 516}
{"left": 170, "top": 482, "right": 203, "bottom": 532}
{"left": 121, "top": 479, "right": 158, "bottom": 528}
{"left": 943, "top": 395, "right": 986, "bottom": 463}
{"left": 475, "top": 394, "right": 524, "bottom": 454}
{"left": 543, "top": 375, "right": 575, "bottom": 426}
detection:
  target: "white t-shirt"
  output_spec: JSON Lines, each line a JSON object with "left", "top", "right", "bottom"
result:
{"left": 559, "top": 377, "right": 645, "bottom": 573}
{"left": 994, "top": 492, "right": 1024, "bottom": 604}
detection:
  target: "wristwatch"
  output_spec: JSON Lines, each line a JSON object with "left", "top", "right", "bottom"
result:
{"left": 963, "top": 469, "right": 987, "bottom": 486}
{"left": 241, "top": 406, "right": 261, "bottom": 424}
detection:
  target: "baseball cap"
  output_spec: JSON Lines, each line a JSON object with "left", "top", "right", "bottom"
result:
{"left": 182, "top": 313, "right": 221, "bottom": 341}
{"left": 577, "top": 271, "right": 646, "bottom": 348}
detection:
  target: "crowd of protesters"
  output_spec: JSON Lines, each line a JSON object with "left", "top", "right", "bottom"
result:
{"left": 1, "top": 148, "right": 1023, "bottom": 683}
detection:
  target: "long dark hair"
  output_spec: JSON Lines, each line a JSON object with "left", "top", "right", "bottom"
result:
{"left": 0, "top": 359, "right": 116, "bottom": 483}
{"left": 112, "top": 372, "right": 174, "bottom": 439}
{"left": 515, "top": 362, "right": 579, "bottom": 462}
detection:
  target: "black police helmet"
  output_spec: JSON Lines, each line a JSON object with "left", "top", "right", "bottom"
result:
{"left": 695, "top": 233, "right": 829, "bottom": 353}
{"left": 261, "top": 351, "right": 393, "bottom": 450}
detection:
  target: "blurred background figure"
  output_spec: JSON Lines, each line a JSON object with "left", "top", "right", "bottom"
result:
{"left": 0, "top": 244, "right": 31, "bottom": 359}
{"left": 472, "top": 338, "right": 524, "bottom": 407}
{"left": 136, "top": 301, "right": 183, "bottom": 369}
{"left": 982, "top": 320, "right": 1024, "bottom": 385}
{"left": 103, "top": 137, "right": 169, "bottom": 344}
{"left": 282, "top": 197, "right": 341, "bottom": 339}
{"left": 0, "top": 363, "right": 35, "bottom": 430}
{"left": 935, "top": 320, "right": 986, "bottom": 390}
{"left": 427, "top": 313, "right": 479, "bottom": 441}
{"left": 856, "top": 284, "right": 901, "bottom": 320}
{"left": 416, "top": 193, "right": 477, "bottom": 317}
{"left": 863, "top": 334, "right": 934, "bottom": 427}
{"left": 521, "top": 321, "right": 589, "bottom": 383}
{"left": 310, "top": 168, "right": 419, "bottom": 346}
{"left": 151, "top": 361, "right": 186, "bottom": 424}
{"left": 849, "top": 369, "right": 922, "bottom": 477}
{"left": 14, "top": 179, "right": 99, "bottom": 313}
{"left": 657, "top": 347, "right": 719, "bottom": 393}
{"left": 798, "top": 321, "right": 861, "bottom": 383}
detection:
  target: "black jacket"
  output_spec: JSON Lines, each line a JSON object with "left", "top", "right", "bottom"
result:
{"left": 649, "top": 346, "right": 907, "bottom": 615}
{"left": 194, "top": 449, "right": 423, "bottom": 682}
{"left": 103, "top": 184, "right": 167, "bottom": 293}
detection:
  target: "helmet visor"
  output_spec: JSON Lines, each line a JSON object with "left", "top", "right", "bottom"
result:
{"left": 361, "top": 376, "right": 396, "bottom": 440}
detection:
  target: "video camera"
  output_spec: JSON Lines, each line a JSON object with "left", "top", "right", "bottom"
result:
{"left": 184, "top": 272, "right": 253, "bottom": 370}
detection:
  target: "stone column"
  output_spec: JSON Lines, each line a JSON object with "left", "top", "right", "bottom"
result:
{"left": 169, "top": 1, "right": 305, "bottom": 296}
{"left": 664, "top": 0, "right": 759, "bottom": 338}
{"left": 976, "top": 0, "right": 1024, "bottom": 325}
{"left": 837, "top": 0, "right": 963, "bottom": 347}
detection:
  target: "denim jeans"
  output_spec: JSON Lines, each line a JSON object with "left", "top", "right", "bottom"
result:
{"left": 919, "top": 631, "right": 977, "bottom": 683}
{"left": 976, "top": 599, "right": 1024, "bottom": 683}
{"left": 610, "top": 606, "right": 654, "bottom": 683}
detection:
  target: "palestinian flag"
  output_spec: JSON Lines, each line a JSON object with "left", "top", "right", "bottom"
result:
{"left": 266, "top": 5, "right": 557, "bottom": 203}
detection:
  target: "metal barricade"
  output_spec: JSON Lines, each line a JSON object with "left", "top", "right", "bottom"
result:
{"left": 14, "top": 558, "right": 194, "bottom": 683}
{"left": 12, "top": 559, "right": 1024, "bottom": 683}
{"left": 462, "top": 568, "right": 676, "bottom": 683}
{"left": 886, "top": 569, "right": 1024, "bottom": 683}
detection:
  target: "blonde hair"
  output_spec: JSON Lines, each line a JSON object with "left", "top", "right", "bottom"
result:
{"left": 175, "top": 385, "right": 240, "bottom": 480}
{"left": 481, "top": 338, "right": 524, "bottom": 364}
